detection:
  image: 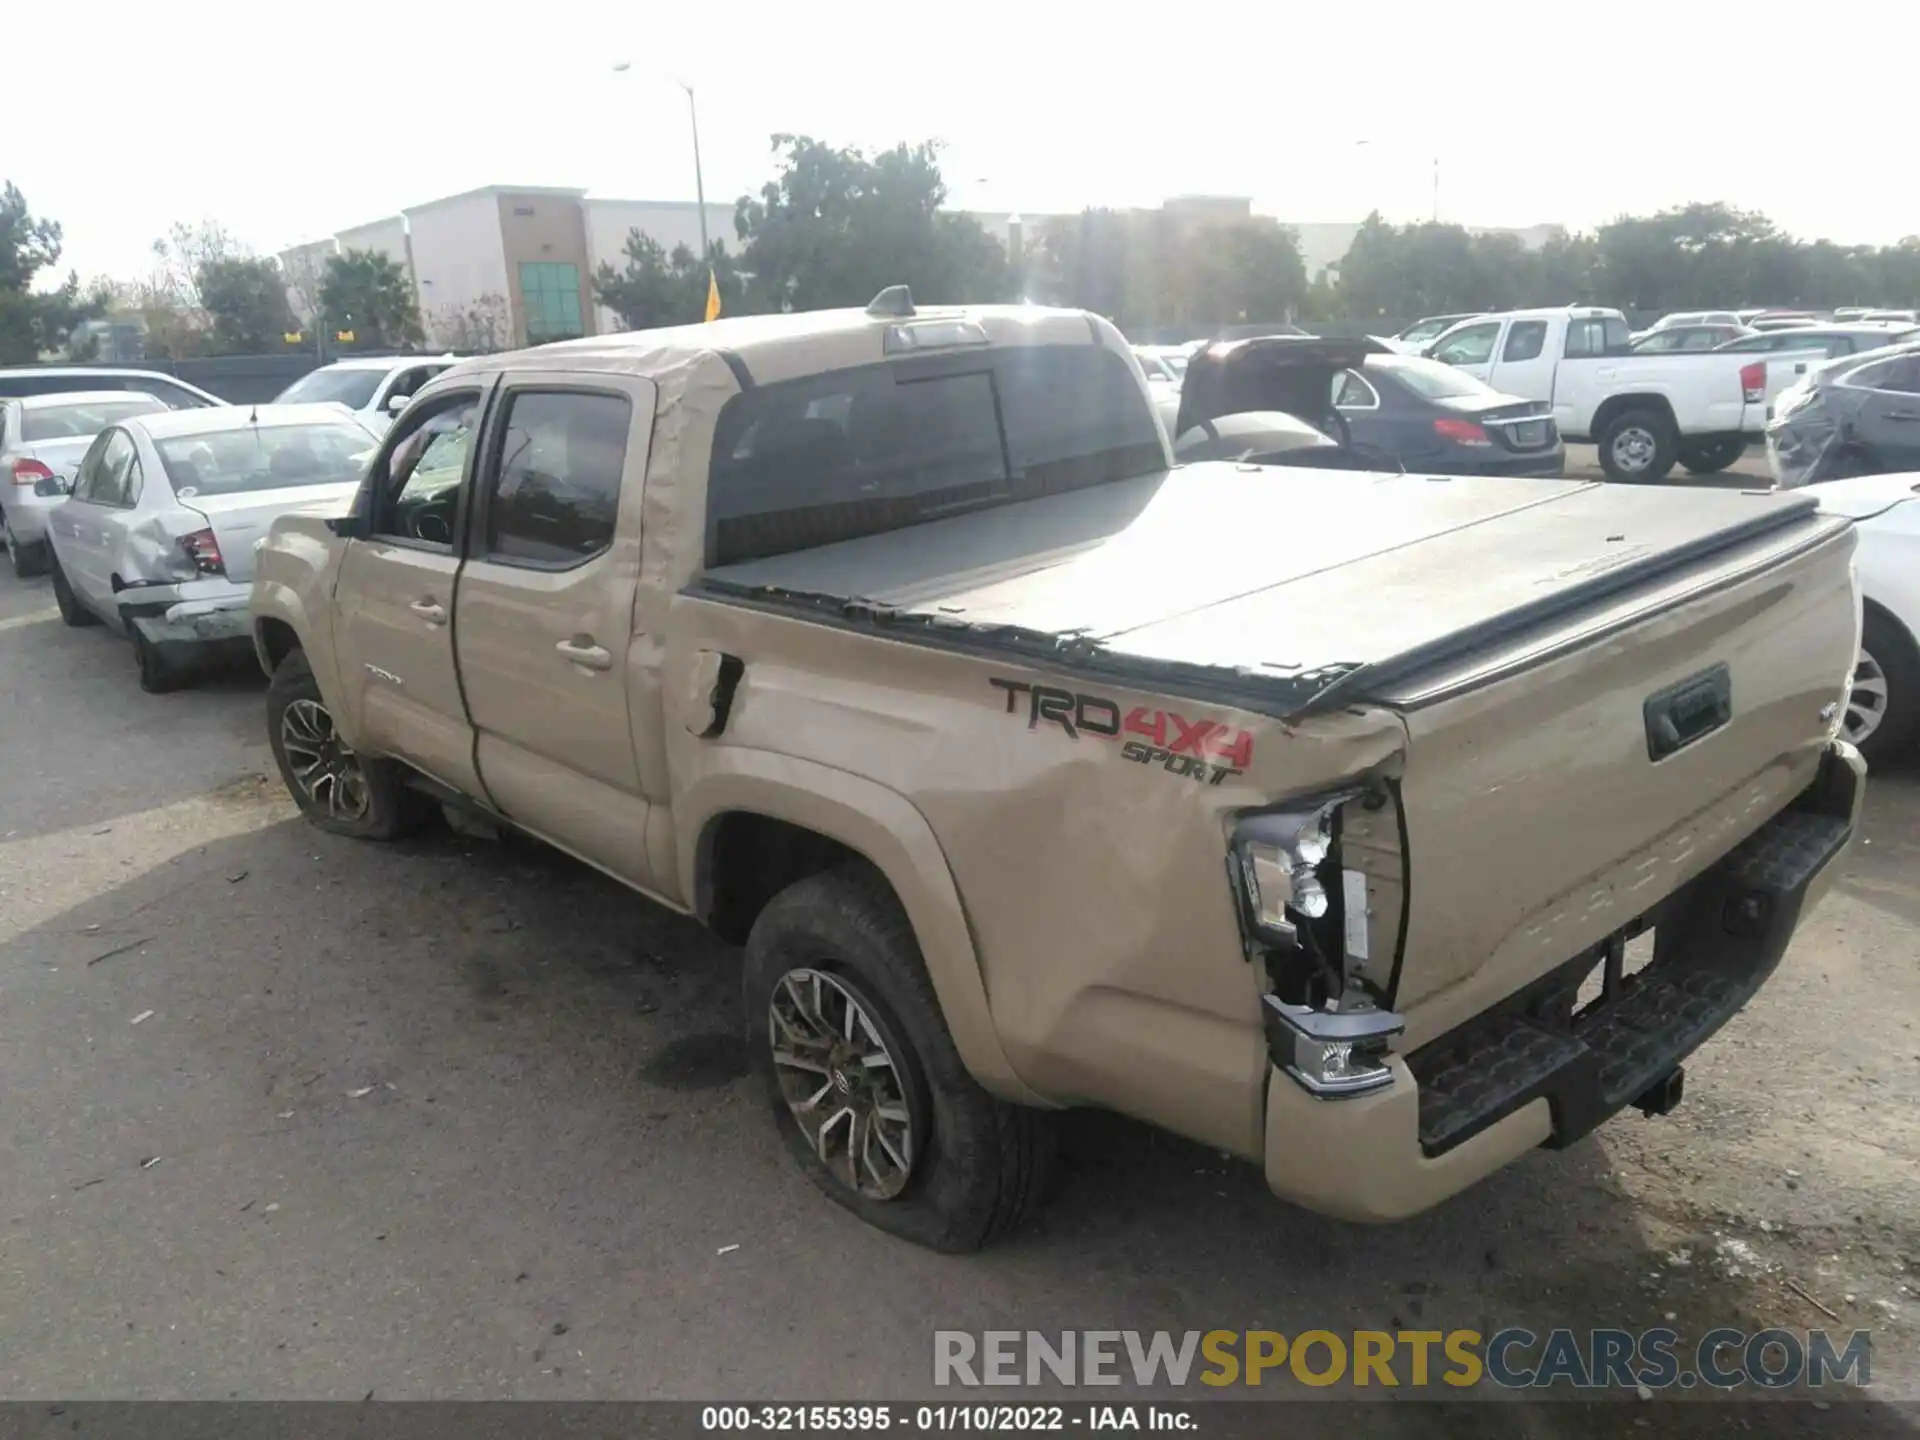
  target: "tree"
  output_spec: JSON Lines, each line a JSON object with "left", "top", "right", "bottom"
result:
{"left": 428, "top": 292, "right": 512, "bottom": 351}
{"left": 733, "top": 135, "right": 1012, "bottom": 312}
{"left": 593, "top": 230, "right": 743, "bottom": 331}
{"left": 319, "top": 248, "right": 423, "bottom": 348}
{"left": 0, "top": 182, "right": 91, "bottom": 363}
{"left": 196, "top": 255, "right": 295, "bottom": 353}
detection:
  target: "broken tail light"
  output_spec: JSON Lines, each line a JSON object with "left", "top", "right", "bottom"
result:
{"left": 178, "top": 528, "right": 225, "bottom": 576}
{"left": 1230, "top": 785, "right": 1408, "bottom": 1098}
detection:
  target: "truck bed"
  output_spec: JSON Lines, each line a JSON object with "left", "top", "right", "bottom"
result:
{"left": 697, "top": 462, "right": 1843, "bottom": 719}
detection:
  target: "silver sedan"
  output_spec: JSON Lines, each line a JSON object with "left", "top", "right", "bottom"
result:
{"left": 42, "top": 403, "right": 378, "bottom": 692}
{"left": 2, "top": 391, "right": 170, "bottom": 577}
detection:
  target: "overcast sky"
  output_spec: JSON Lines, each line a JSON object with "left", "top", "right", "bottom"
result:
{"left": 14, "top": 0, "right": 1919, "bottom": 285}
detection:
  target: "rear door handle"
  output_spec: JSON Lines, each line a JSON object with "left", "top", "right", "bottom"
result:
{"left": 408, "top": 598, "right": 446, "bottom": 625}
{"left": 556, "top": 637, "right": 612, "bottom": 671}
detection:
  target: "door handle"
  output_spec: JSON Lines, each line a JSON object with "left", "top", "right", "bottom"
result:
{"left": 555, "top": 637, "right": 613, "bottom": 671}
{"left": 408, "top": 598, "right": 446, "bottom": 625}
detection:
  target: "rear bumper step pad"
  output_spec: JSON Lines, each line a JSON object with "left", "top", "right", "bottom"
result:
{"left": 1407, "top": 777, "right": 1855, "bottom": 1158}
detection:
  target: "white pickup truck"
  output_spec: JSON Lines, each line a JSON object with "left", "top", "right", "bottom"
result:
{"left": 1423, "top": 307, "right": 1793, "bottom": 482}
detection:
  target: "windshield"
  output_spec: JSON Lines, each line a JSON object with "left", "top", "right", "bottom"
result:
{"left": 1369, "top": 354, "right": 1500, "bottom": 401}
{"left": 21, "top": 395, "right": 167, "bottom": 441}
{"left": 155, "top": 421, "right": 376, "bottom": 498}
{"left": 1399, "top": 318, "right": 1453, "bottom": 343}
{"left": 274, "top": 367, "right": 385, "bottom": 411}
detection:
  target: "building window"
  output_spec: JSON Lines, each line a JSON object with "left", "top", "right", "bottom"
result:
{"left": 519, "top": 262, "right": 584, "bottom": 343}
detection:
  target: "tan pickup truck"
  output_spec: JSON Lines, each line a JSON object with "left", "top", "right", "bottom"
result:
{"left": 250, "top": 290, "right": 1866, "bottom": 1252}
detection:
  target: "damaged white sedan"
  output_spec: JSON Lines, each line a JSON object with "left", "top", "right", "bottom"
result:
{"left": 42, "top": 404, "right": 378, "bottom": 692}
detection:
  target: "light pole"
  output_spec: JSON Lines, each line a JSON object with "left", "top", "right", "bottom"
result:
{"left": 614, "top": 63, "right": 716, "bottom": 316}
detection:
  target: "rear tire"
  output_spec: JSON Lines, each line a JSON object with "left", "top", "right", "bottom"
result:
{"left": 4, "top": 518, "right": 46, "bottom": 578}
{"left": 267, "top": 648, "right": 424, "bottom": 839}
{"left": 132, "top": 628, "right": 187, "bottom": 694}
{"left": 1850, "top": 610, "right": 1920, "bottom": 769}
{"left": 1597, "top": 408, "right": 1678, "bottom": 483}
{"left": 1678, "top": 437, "right": 1746, "bottom": 475}
{"left": 743, "top": 865, "right": 1056, "bottom": 1253}
{"left": 49, "top": 556, "right": 97, "bottom": 627}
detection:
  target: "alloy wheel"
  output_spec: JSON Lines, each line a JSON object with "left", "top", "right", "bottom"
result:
{"left": 1845, "top": 649, "right": 1890, "bottom": 748}
{"left": 768, "top": 967, "right": 917, "bottom": 1200}
{"left": 280, "top": 698, "right": 372, "bottom": 822}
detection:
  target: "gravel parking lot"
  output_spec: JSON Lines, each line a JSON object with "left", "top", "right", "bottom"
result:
{"left": 1, "top": 533, "right": 1915, "bottom": 1416}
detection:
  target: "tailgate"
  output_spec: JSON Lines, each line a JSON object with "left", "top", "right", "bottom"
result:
{"left": 1376, "top": 513, "right": 1857, "bottom": 1028}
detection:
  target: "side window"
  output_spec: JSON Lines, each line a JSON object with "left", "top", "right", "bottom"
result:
{"left": 125, "top": 454, "right": 145, "bottom": 506}
{"left": 1677, "top": 329, "right": 1721, "bottom": 351}
{"left": 368, "top": 389, "right": 484, "bottom": 547}
{"left": 1635, "top": 330, "right": 1679, "bottom": 352}
{"left": 1720, "top": 336, "right": 1765, "bottom": 353}
{"left": 481, "top": 390, "right": 632, "bottom": 566}
{"left": 1502, "top": 321, "right": 1548, "bottom": 362}
{"left": 1853, "top": 356, "right": 1920, "bottom": 394}
{"left": 91, "top": 431, "right": 138, "bottom": 507}
{"left": 1332, "top": 370, "right": 1378, "bottom": 408}
{"left": 70, "top": 433, "right": 110, "bottom": 501}
{"left": 1431, "top": 323, "right": 1500, "bottom": 365}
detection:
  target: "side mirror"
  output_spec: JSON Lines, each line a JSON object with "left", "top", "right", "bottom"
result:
{"left": 325, "top": 512, "right": 370, "bottom": 539}
{"left": 387, "top": 392, "right": 412, "bottom": 415}
{"left": 33, "top": 476, "right": 72, "bottom": 498}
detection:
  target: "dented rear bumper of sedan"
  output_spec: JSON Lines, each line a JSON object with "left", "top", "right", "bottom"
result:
{"left": 117, "top": 577, "right": 255, "bottom": 663}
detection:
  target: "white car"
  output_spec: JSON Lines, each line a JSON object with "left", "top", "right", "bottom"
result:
{"left": 1802, "top": 472, "right": 1920, "bottom": 764}
{"left": 2, "top": 391, "right": 170, "bottom": 577}
{"left": 272, "top": 355, "right": 457, "bottom": 435}
{"left": 43, "top": 404, "right": 378, "bottom": 692}
{"left": 1130, "top": 345, "right": 1188, "bottom": 387}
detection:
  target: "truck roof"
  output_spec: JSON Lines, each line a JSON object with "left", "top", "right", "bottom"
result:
{"left": 442, "top": 301, "right": 1109, "bottom": 390}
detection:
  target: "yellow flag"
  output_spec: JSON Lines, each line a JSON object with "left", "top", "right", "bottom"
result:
{"left": 704, "top": 268, "right": 722, "bottom": 323}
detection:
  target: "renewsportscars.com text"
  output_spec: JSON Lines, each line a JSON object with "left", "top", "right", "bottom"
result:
{"left": 933, "top": 1328, "right": 1871, "bottom": 1391}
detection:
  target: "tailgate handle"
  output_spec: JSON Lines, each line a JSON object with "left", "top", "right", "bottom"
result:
{"left": 1644, "top": 664, "right": 1732, "bottom": 762}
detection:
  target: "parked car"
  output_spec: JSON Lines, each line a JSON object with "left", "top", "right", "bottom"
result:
{"left": 1644, "top": 310, "right": 1745, "bottom": 333}
{"left": 1831, "top": 307, "right": 1870, "bottom": 322}
{"left": 2, "top": 391, "right": 170, "bottom": 576}
{"left": 1330, "top": 350, "right": 1564, "bottom": 476}
{"left": 1766, "top": 343, "right": 1920, "bottom": 490}
{"left": 1630, "top": 324, "right": 1753, "bottom": 353}
{"left": 1717, "top": 324, "right": 1920, "bottom": 360}
{"left": 273, "top": 355, "right": 458, "bottom": 435}
{"left": 1799, "top": 472, "right": 1920, "bottom": 765}
{"left": 1131, "top": 346, "right": 1186, "bottom": 387}
{"left": 0, "top": 366, "right": 226, "bottom": 410}
{"left": 250, "top": 290, "right": 1862, "bottom": 1249}
{"left": 1153, "top": 342, "right": 1402, "bottom": 473}
{"left": 1386, "top": 313, "right": 1482, "bottom": 354}
{"left": 1748, "top": 314, "right": 1821, "bottom": 332}
{"left": 1423, "top": 306, "right": 1771, "bottom": 480}
{"left": 42, "top": 404, "right": 378, "bottom": 691}
{"left": 1860, "top": 310, "right": 1919, "bottom": 325}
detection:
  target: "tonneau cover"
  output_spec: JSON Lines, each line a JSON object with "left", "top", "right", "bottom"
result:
{"left": 698, "top": 462, "right": 1834, "bottom": 716}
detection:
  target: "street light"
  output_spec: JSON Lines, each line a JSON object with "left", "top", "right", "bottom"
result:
{"left": 613, "top": 63, "right": 714, "bottom": 310}
{"left": 1354, "top": 140, "right": 1441, "bottom": 223}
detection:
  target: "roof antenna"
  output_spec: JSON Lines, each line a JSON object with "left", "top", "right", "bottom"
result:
{"left": 866, "top": 285, "right": 915, "bottom": 319}
{"left": 248, "top": 403, "right": 258, "bottom": 424}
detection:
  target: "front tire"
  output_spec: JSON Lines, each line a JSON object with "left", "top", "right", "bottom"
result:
{"left": 1597, "top": 408, "right": 1678, "bottom": 483}
{"left": 267, "top": 648, "right": 423, "bottom": 839}
{"left": 49, "top": 556, "right": 97, "bottom": 627}
{"left": 1848, "top": 611, "right": 1920, "bottom": 768}
{"left": 1678, "top": 437, "right": 1746, "bottom": 475}
{"left": 743, "top": 866, "right": 1056, "bottom": 1252}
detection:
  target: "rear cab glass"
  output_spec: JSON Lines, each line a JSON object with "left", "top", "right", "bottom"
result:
{"left": 705, "top": 343, "right": 1163, "bottom": 567}
{"left": 1564, "top": 316, "right": 1633, "bottom": 358}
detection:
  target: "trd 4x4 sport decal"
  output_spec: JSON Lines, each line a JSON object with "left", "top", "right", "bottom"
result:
{"left": 988, "top": 678, "right": 1252, "bottom": 786}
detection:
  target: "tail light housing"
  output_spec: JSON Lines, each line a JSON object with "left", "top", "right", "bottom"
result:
{"left": 1740, "top": 361, "right": 1766, "bottom": 405}
{"left": 178, "top": 528, "right": 225, "bottom": 576}
{"left": 1432, "top": 417, "right": 1492, "bottom": 447}
{"left": 10, "top": 458, "right": 54, "bottom": 486}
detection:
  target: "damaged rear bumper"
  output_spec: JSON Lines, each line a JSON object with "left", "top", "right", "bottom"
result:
{"left": 118, "top": 579, "right": 255, "bottom": 658}
{"left": 1261, "top": 740, "right": 1864, "bottom": 1222}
